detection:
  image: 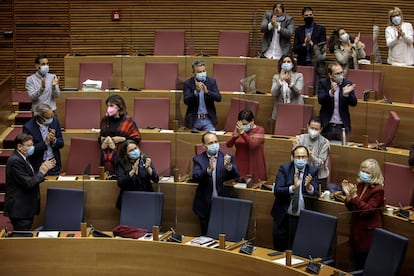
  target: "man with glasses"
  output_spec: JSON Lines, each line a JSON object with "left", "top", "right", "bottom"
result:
{"left": 5, "top": 133, "right": 56, "bottom": 230}
{"left": 23, "top": 103, "right": 64, "bottom": 175}
{"left": 318, "top": 63, "right": 357, "bottom": 141}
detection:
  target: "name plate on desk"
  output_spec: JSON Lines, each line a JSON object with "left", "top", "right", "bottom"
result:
{"left": 57, "top": 176, "right": 78, "bottom": 181}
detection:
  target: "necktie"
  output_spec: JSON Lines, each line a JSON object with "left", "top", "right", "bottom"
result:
{"left": 26, "top": 159, "right": 35, "bottom": 175}
{"left": 291, "top": 171, "right": 303, "bottom": 214}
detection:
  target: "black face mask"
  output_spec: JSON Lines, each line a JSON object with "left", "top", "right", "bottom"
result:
{"left": 304, "top": 17, "right": 314, "bottom": 26}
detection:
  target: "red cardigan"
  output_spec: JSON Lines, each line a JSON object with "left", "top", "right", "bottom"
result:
{"left": 345, "top": 182, "right": 384, "bottom": 253}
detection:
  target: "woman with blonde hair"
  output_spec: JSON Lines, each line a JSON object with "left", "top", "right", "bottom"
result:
{"left": 385, "top": 7, "right": 414, "bottom": 66}
{"left": 341, "top": 158, "right": 384, "bottom": 270}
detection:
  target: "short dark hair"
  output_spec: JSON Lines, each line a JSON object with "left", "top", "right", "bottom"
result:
{"left": 105, "top": 94, "right": 127, "bottom": 116}
{"left": 278, "top": 54, "right": 297, "bottom": 73}
{"left": 291, "top": 145, "right": 309, "bottom": 158}
{"left": 302, "top": 7, "right": 313, "bottom": 15}
{"left": 327, "top": 62, "right": 342, "bottom": 75}
{"left": 192, "top": 60, "right": 205, "bottom": 71}
{"left": 308, "top": 116, "right": 322, "bottom": 126}
{"left": 35, "top": 54, "right": 47, "bottom": 64}
{"left": 273, "top": 3, "right": 285, "bottom": 12}
{"left": 238, "top": 109, "right": 254, "bottom": 122}
{"left": 14, "top": 133, "right": 33, "bottom": 149}
{"left": 201, "top": 131, "right": 215, "bottom": 144}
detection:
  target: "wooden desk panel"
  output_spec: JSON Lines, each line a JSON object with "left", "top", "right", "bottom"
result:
{"left": 31, "top": 180, "right": 413, "bottom": 275}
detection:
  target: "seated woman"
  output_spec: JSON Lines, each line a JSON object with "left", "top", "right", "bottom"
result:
{"left": 341, "top": 158, "right": 384, "bottom": 270}
{"left": 99, "top": 94, "right": 141, "bottom": 176}
{"left": 116, "top": 139, "right": 159, "bottom": 209}
{"left": 329, "top": 27, "right": 366, "bottom": 76}
{"left": 270, "top": 54, "right": 304, "bottom": 120}
{"left": 226, "top": 109, "right": 266, "bottom": 185}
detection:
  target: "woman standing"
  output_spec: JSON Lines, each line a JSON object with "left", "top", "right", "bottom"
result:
{"left": 226, "top": 109, "right": 267, "bottom": 185}
{"left": 99, "top": 94, "right": 141, "bottom": 176}
{"left": 270, "top": 54, "right": 304, "bottom": 120}
{"left": 341, "top": 159, "right": 384, "bottom": 269}
{"left": 329, "top": 27, "right": 366, "bottom": 76}
{"left": 385, "top": 7, "right": 414, "bottom": 66}
{"left": 116, "top": 140, "right": 159, "bottom": 209}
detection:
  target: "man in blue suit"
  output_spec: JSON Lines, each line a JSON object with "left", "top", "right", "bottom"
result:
{"left": 23, "top": 103, "right": 64, "bottom": 175}
{"left": 192, "top": 132, "right": 240, "bottom": 235}
{"left": 318, "top": 63, "right": 358, "bottom": 140}
{"left": 183, "top": 60, "right": 222, "bottom": 132}
{"left": 271, "top": 145, "right": 319, "bottom": 251}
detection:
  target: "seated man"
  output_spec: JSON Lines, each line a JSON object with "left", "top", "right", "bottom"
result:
{"left": 23, "top": 103, "right": 64, "bottom": 175}
{"left": 192, "top": 132, "right": 239, "bottom": 235}
{"left": 183, "top": 60, "right": 222, "bottom": 132}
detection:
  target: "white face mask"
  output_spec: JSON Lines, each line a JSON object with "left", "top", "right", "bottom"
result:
{"left": 40, "top": 65, "right": 49, "bottom": 75}
{"left": 308, "top": 128, "right": 320, "bottom": 139}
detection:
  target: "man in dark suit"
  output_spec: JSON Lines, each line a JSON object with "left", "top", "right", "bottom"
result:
{"left": 5, "top": 133, "right": 56, "bottom": 230}
{"left": 293, "top": 7, "right": 326, "bottom": 66}
{"left": 192, "top": 132, "right": 240, "bottom": 235}
{"left": 183, "top": 60, "right": 222, "bottom": 132}
{"left": 318, "top": 63, "right": 358, "bottom": 140}
{"left": 260, "top": 3, "right": 295, "bottom": 59}
{"left": 271, "top": 145, "right": 319, "bottom": 251}
{"left": 23, "top": 103, "right": 64, "bottom": 175}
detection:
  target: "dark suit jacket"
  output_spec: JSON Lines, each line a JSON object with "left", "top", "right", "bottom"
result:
{"left": 260, "top": 12, "right": 295, "bottom": 56}
{"left": 4, "top": 150, "right": 45, "bottom": 218}
{"left": 317, "top": 78, "right": 358, "bottom": 132}
{"left": 271, "top": 162, "right": 319, "bottom": 226}
{"left": 23, "top": 116, "right": 64, "bottom": 173}
{"left": 293, "top": 23, "right": 326, "bottom": 66}
{"left": 183, "top": 76, "right": 222, "bottom": 129}
{"left": 345, "top": 183, "right": 384, "bottom": 252}
{"left": 192, "top": 151, "right": 239, "bottom": 218}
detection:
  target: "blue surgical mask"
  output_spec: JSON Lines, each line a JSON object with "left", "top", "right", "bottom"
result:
{"left": 242, "top": 124, "right": 251, "bottom": 132}
{"left": 207, "top": 143, "right": 220, "bottom": 155}
{"left": 128, "top": 148, "right": 140, "bottom": 160}
{"left": 27, "top": 145, "right": 35, "bottom": 157}
{"left": 359, "top": 171, "right": 372, "bottom": 183}
{"left": 196, "top": 72, "right": 207, "bottom": 82}
{"left": 392, "top": 16, "right": 401, "bottom": 26}
{"left": 333, "top": 74, "right": 344, "bottom": 85}
{"left": 294, "top": 159, "right": 307, "bottom": 170}
{"left": 43, "top": 118, "right": 53, "bottom": 126}
{"left": 340, "top": 33, "right": 349, "bottom": 42}
{"left": 40, "top": 65, "right": 49, "bottom": 75}
{"left": 281, "top": 63, "right": 293, "bottom": 72}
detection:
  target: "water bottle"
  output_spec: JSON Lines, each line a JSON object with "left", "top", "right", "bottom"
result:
{"left": 341, "top": 128, "right": 347, "bottom": 146}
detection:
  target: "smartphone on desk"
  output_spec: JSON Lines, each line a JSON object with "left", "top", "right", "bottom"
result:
{"left": 267, "top": 251, "right": 283, "bottom": 257}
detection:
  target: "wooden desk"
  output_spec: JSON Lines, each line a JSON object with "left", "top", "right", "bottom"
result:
{"left": 0, "top": 234, "right": 352, "bottom": 275}
{"left": 32, "top": 180, "right": 414, "bottom": 275}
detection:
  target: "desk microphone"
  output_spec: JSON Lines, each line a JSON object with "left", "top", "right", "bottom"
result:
{"left": 81, "top": 163, "right": 91, "bottom": 222}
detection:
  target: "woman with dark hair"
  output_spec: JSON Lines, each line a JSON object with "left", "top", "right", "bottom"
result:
{"left": 270, "top": 54, "right": 304, "bottom": 120}
{"left": 226, "top": 109, "right": 267, "bottom": 184}
{"left": 329, "top": 27, "right": 366, "bottom": 76}
{"left": 116, "top": 139, "right": 159, "bottom": 209}
{"left": 99, "top": 94, "right": 141, "bottom": 176}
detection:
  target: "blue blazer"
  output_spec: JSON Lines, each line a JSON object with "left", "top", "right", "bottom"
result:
{"left": 317, "top": 77, "right": 358, "bottom": 132}
{"left": 5, "top": 150, "right": 45, "bottom": 218}
{"left": 192, "top": 151, "right": 239, "bottom": 218}
{"left": 183, "top": 76, "right": 222, "bottom": 129}
{"left": 293, "top": 23, "right": 327, "bottom": 66}
{"left": 23, "top": 116, "right": 64, "bottom": 173}
{"left": 271, "top": 162, "right": 319, "bottom": 226}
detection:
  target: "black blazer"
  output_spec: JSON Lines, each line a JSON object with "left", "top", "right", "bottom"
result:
{"left": 271, "top": 162, "right": 319, "bottom": 226}
{"left": 317, "top": 77, "right": 358, "bottom": 132}
{"left": 192, "top": 151, "right": 239, "bottom": 218}
{"left": 5, "top": 150, "right": 45, "bottom": 218}
{"left": 23, "top": 116, "right": 64, "bottom": 173}
{"left": 293, "top": 23, "right": 327, "bottom": 66}
{"left": 183, "top": 76, "right": 222, "bottom": 129}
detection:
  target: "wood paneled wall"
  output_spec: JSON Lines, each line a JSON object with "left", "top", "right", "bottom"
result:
{"left": 1, "top": 0, "right": 414, "bottom": 92}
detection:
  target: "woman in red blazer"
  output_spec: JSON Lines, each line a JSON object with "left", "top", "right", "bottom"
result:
{"left": 342, "top": 159, "right": 384, "bottom": 270}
